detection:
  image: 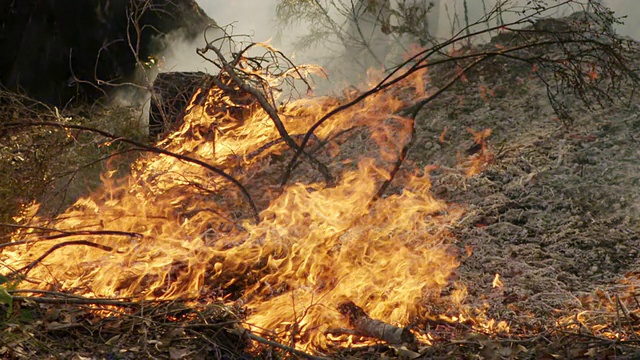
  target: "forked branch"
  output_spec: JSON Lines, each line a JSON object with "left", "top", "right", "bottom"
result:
{"left": 197, "top": 32, "right": 335, "bottom": 184}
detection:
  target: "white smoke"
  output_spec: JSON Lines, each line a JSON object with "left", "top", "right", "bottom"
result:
{"left": 197, "top": 1, "right": 278, "bottom": 42}
{"left": 153, "top": 0, "right": 639, "bottom": 98}
{"left": 158, "top": 0, "right": 640, "bottom": 75}
{"left": 436, "top": 0, "right": 639, "bottom": 40}
{"left": 158, "top": 1, "right": 281, "bottom": 73}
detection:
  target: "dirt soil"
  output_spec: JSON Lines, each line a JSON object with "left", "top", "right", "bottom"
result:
{"left": 410, "top": 53, "right": 640, "bottom": 337}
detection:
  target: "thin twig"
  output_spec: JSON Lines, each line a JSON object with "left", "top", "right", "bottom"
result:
{"left": 371, "top": 117, "right": 415, "bottom": 202}
{"left": 0, "top": 224, "right": 142, "bottom": 251}
{"left": 17, "top": 240, "right": 113, "bottom": 275}
{"left": 10, "top": 295, "right": 142, "bottom": 307}
{"left": 8, "top": 289, "right": 136, "bottom": 301}
{"left": 616, "top": 295, "right": 640, "bottom": 341}
{"left": 246, "top": 133, "right": 320, "bottom": 161}
{"left": 240, "top": 328, "right": 328, "bottom": 360}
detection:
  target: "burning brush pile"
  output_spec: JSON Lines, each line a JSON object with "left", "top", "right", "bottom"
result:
{"left": 2, "top": 11, "right": 640, "bottom": 359}
{"left": 0, "top": 37, "right": 475, "bottom": 357}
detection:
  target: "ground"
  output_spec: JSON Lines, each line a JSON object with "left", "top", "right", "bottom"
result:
{"left": 408, "top": 53, "right": 640, "bottom": 357}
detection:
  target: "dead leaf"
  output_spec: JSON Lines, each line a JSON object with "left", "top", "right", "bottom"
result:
{"left": 169, "top": 347, "right": 192, "bottom": 360}
{"left": 393, "top": 345, "right": 420, "bottom": 359}
{"left": 70, "top": 355, "right": 92, "bottom": 360}
{"left": 496, "top": 345, "right": 512, "bottom": 357}
{"left": 105, "top": 334, "right": 120, "bottom": 345}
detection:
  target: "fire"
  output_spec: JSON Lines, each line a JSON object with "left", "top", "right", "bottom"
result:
{"left": 463, "top": 127, "right": 493, "bottom": 177}
{"left": 2, "top": 63, "right": 470, "bottom": 347}
{"left": 492, "top": 273, "right": 503, "bottom": 288}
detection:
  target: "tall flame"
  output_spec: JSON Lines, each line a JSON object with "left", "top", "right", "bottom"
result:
{"left": 3, "top": 66, "right": 466, "bottom": 346}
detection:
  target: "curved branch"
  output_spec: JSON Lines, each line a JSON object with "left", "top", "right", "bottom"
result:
{"left": 371, "top": 117, "right": 415, "bottom": 202}
{"left": 18, "top": 240, "right": 113, "bottom": 275}
{"left": 0, "top": 224, "right": 142, "bottom": 250}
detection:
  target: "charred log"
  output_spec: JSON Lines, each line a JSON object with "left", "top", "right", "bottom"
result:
{"left": 338, "top": 301, "right": 417, "bottom": 345}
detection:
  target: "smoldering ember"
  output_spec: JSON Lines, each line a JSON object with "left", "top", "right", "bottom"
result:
{"left": 1, "top": 0, "right": 640, "bottom": 359}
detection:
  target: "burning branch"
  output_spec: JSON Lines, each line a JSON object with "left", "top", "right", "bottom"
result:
{"left": 338, "top": 301, "right": 417, "bottom": 346}
{"left": 245, "top": 133, "right": 320, "bottom": 162}
{"left": 284, "top": 7, "right": 637, "bottom": 185}
{"left": 372, "top": 117, "right": 415, "bottom": 201}
{"left": 9, "top": 293, "right": 141, "bottom": 307}
{"left": 0, "top": 224, "right": 142, "bottom": 241}
{"left": 0, "top": 227, "right": 141, "bottom": 251}
{"left": 17, "top": 240, "right": 113, "bottom": 276}
{"left": 281, "top": 49, "right": 489, "bottom": 187}
{"left": 197, "top": 32, "right": 334, "bottom": 184}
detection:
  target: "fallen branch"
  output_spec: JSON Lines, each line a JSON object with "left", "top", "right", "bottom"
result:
{"left": 10, "top": 295, "right": 142, "bottom": 307}
{"left": 338, "top": 301, "right": 416, "bottom": 345}
{"left": 229, "top": 325, "right": 328, "bottom": 360}
{"left": 9, "top": 289, "right": 135, "bottom": 300}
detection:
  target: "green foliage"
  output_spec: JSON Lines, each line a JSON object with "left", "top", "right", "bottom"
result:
{"left": 0, "top": 274, "right": 18, "bottom": 320}
{"left": 0, "top": 287, "right": 13, "bottom": 318}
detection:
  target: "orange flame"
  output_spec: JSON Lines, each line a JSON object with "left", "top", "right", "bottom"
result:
{"left": 3, "top": 65, "right": 468, "bottom": 347}
{"left": 463, "top": 127, "right": 493, "bottom": 177}
{"left": 492, "top": 273, "right": 503, "bottom": 288}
